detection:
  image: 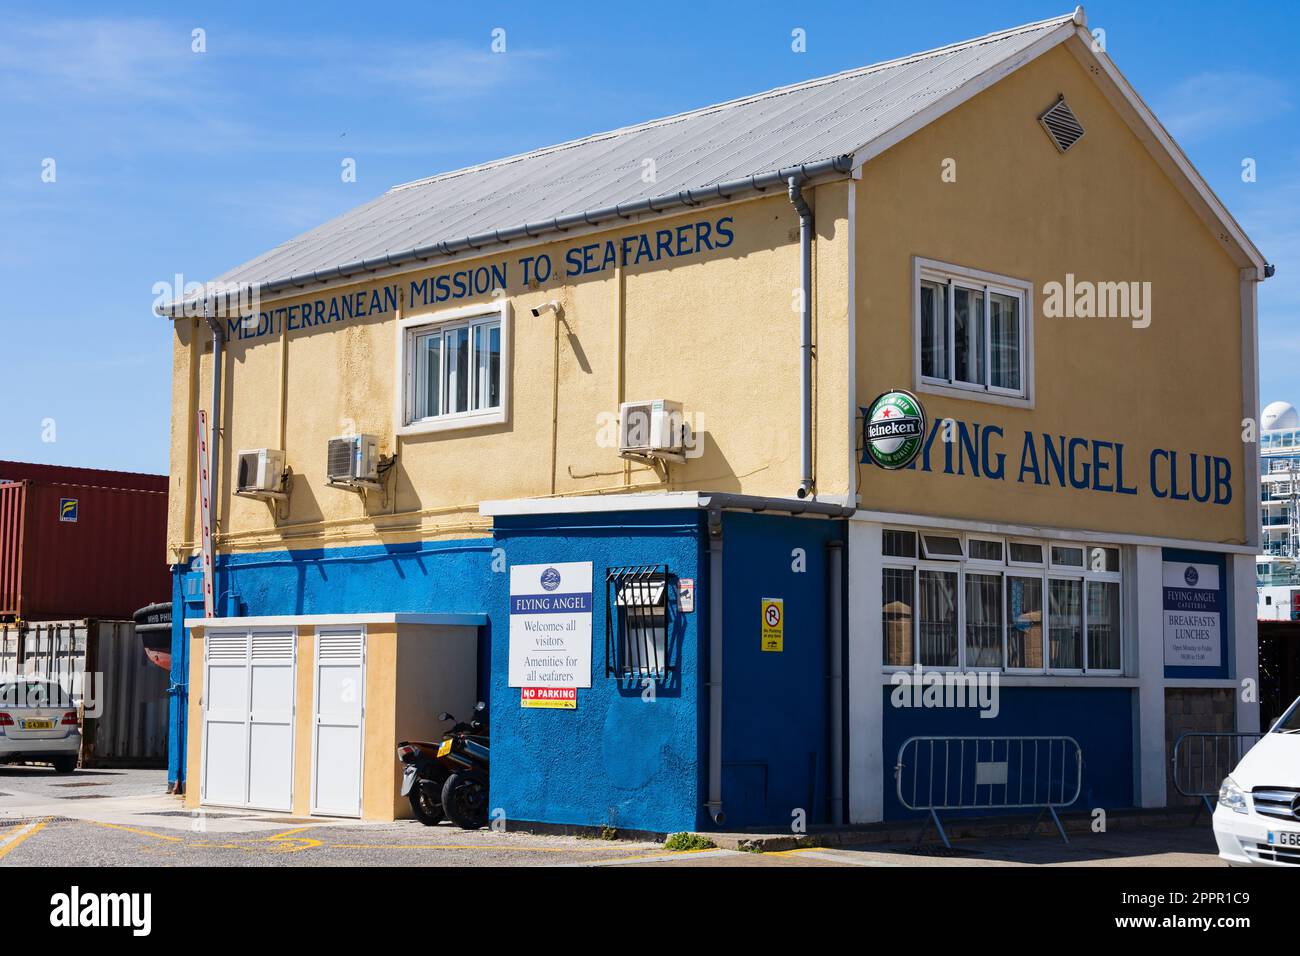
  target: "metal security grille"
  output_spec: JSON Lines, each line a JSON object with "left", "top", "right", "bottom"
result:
{"left": 1038, "top": 96, "right": 1085, "bottom": 152}
{"left": 605, "top": 565, "right": 670, "bottom": 679}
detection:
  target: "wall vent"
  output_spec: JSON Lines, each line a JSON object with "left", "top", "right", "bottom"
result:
{"left": 1039, "top": 96, "right": 1085, "bottom": 153}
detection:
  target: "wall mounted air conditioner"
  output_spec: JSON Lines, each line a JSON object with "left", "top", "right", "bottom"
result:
{"left": 235, "top": 448, "right": 286, "bottom": 496}
{"left": 327, "top": 434, "right": 381, "bottom": 486}
{"left": 619, "top": 399, "right": 686, "bottom": 462}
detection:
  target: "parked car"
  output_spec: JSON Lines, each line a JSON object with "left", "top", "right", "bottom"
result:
{"left": 1214, "top": 695, "right": 1300, "bottom": 866}
{"left": 0, "top": 677, "right": 80, "bottom": 773}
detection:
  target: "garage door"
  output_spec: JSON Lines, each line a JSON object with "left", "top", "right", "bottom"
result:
{"left": 311, "top": 628, "right": 366, "bottom": 817}
{"left": 201, "top": 628, "right": 296, "bottom": 812}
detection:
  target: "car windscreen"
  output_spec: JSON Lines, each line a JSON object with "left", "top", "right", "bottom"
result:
{"left": 1274, "top": 697, "right": 1300, "bottom": 733}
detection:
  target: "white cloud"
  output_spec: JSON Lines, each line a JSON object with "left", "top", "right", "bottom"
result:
{"left": 1157, "top": 71, "right": 1291, "bottom": 141}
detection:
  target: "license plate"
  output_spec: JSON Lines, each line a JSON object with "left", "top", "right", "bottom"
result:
{"left": 1268, "top": 830, "right": 1300, "bottom": 847}
{"left": 437, "top": 739, "right": 452, "bottom": 757}
{"left": 22, "top": 719, "right": 54, "bottom": 730}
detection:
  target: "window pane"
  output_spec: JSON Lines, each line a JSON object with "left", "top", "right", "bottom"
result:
{"left": 883, "top": 530, "right": 916, "bottom": 558}
{"left": 883, "top": 568, "right": 914, "bottom": 666}
{"left": 989, "top": 291, "right": 1020, "bottom": 391}
{"left": 965, "top": 572, "right": 1003, "bottom": 668}
{"left": 620, "top": 608, "right": 667, "bottom": 676}
{"left": 919, "top": 569, "right": 958, "bottom": 666}
{"left": 953, "top": 286, "right": 985, "bottom": 386}
{"left": 1048, "top": 579, "right": 1083, "bottom": 669}
{"left": 1006, "top": 576, "right": 1043, "bottom": 669}
{"left": 1087, "top": 580, "right": 1121, "bottom": 670}
{"left": 1051, "top": 545, "right": 1084, "bottom": 567}
{"left": 920, "top": 280, "right": 948, "bottom": 379}
{"left": 1009, "top": 542, "right": 1043, "bottom": 565}
{"left": 413, "top": 332, "right": 441, "bottom": 420}
{"left": 471, "top": 321, "right": 502, "bottom": 411}
{"left": 1088, "top": 546, "right": 1120, "bottom": 573}
{"left": 968, "top": 538, "right": 1003, "bottom": 562}
{"left": 445, "top": 327, "right": 470, "bottom": 414}
{"left": 921, "top": 534, "right": 963, "bottom": 560}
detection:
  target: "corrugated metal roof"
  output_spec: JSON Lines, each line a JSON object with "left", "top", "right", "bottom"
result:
{"left": 204, "top": 13, "right": 1079, "bottom": 297}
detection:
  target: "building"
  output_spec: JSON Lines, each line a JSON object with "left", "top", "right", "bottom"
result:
{"left": 160, "top": 10, "right": 1270, "bottom": 830}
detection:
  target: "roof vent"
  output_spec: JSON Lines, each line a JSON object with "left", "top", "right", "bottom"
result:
{"left": 1039, "top": 96, "right": 1085, "bottom": 153}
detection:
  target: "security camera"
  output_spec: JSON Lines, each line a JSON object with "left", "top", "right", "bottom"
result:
{"left": 531, "top": 300, "right": 562, "bottom": 318}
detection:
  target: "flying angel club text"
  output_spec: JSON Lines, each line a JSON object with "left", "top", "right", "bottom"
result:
{"left": 865, "top": 416, "right": 1233, "bottom": 505}
{"left": 220, "top": 216, "right": 735, "bottom": 342}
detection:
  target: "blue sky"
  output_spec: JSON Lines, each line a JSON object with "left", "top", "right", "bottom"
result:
{"left": 0, "top": 1, "right": 1295, "bottom": 473}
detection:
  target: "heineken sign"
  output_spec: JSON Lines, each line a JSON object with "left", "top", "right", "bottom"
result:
{"left": 864, "top": 389, "right": 927, "bottom": 470}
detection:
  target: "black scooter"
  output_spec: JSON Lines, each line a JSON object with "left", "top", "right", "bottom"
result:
{"left": 396, "top": 702, "right": 490, "bottom": 829}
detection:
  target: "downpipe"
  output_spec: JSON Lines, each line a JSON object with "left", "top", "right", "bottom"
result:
{"left": 705, "top": 507, "right": 725, "bottom": 825}
{"left": 205, "top": 310, "right": 225, "bottom": 522}
{"left": 827, "top": 538, "right": 844, "bottom": 825}
{"left": 788, "top": 176, "right": 814, "bottom": 499}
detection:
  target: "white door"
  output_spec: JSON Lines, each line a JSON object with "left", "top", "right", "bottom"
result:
{"left": 311, "top": 628, "right": 366, "bottom": 817}
{"left": 201, "top": 628, "right": 296, "bottom": 811}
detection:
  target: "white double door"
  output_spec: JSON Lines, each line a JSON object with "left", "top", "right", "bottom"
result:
{"left": 202, "top": 628, "right": 296, "bottom": 811}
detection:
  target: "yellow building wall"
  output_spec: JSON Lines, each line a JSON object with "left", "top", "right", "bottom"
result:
{"left": 854, "top": 43, "right": 1248, "bottom": 544}
{"left": 166, "top": 193, "right": 852, "bottom": 561}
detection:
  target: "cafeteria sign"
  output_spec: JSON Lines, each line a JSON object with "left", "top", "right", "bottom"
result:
{"left": 1162, "top": 560, "right": 1221, "bottom": 667}
{"left": 509, "top": 562, "right": 593, "bottom": 701}
{"left": 864, "top": 389, "right": 926, "bottom": 470}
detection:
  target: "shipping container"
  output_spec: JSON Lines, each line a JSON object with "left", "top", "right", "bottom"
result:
{"left": 0, "top": 619, "right": 168, "bottom": 767}
{"left": 0, "top": 461, "right": 169, "bottom": 621}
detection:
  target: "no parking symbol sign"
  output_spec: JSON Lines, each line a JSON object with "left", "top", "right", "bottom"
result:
{"left": 761, "top": 597, "right": 784, "bottom": 652}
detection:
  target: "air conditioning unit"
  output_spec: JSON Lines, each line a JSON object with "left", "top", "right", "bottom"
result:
{"left": 327, "top": 434, "right": 380, "bottom": 485}
{"left": 236, "top": 448, "right": 286, "bottom": 495}
{"left": 619, "top": 399, "right": 686, "bottom": 461}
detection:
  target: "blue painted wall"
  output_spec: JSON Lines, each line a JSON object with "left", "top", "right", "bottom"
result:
{"left": 880, "top": 686, "right": 1135, "bottom": 820}
{"left": 489, "top": 510, "right": 705, "bottom": 835}
{"left": 714, "top": 512, "right": 843, "bottom": 829}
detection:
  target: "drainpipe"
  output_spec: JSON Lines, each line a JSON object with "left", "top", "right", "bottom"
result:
{"left": 788, "top": 176, "right": 814, "bottom": 499}
{"left": 827, "top": 538, "right": 844, "bottom": 825}
{"left": 205, "top": 307, "right": 225, "bottom": 540}
{"left": 705, "top": 507, "right": 725, "bottom": 825}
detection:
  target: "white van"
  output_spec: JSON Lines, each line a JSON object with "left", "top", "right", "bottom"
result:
{"left": 1214, "top": 696, "right": 1300, "bottom": 866}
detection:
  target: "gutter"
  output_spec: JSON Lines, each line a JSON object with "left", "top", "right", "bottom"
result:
{"left": 698, "top": 492, "right": 855, "bottom": 826}
{"left": 159, "top": 156, "right": 855, "bottom": 317}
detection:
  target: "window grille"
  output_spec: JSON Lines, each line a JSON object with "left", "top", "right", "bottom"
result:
{"left": 605, "top": 565, "right": 670, "bottom": 679}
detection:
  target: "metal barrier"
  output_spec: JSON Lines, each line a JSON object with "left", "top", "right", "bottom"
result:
{"left": 895, "top": 736, "right": 1083, "bottom": 848}
{"left": 1171, "top": 732, "right": 1262, "bottom": 823}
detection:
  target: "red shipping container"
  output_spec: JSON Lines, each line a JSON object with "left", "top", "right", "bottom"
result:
{"left": 0, "top": 462, "right": 169, "bottom": 622}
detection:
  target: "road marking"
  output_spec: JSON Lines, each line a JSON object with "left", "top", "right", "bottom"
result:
{"left": 772, "top": 848, "right": 902, "bottom": 866}
{"left": 91, "top": 821, "right": 183, "bottom": 843}
{"left": 0, "top": 818, "right": 49, "bottom": 861}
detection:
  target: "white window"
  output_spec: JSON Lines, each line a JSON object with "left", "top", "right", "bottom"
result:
{"left": 395, "top": 302, "right": 510, "bottom": 435}
{"left": 882, "top": 528, "right": 1122, "bottom": 675}
{"left": 914, "top": 257, "right": 1032, "bottom": 405}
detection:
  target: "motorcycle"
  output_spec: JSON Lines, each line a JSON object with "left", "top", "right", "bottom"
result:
{"left": 396, "top": 702, "right": 489, "bottom": 828}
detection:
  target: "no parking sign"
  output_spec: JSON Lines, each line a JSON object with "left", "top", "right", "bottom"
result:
{"left": 761, "top": 597, "right": 784, "bottom": 652}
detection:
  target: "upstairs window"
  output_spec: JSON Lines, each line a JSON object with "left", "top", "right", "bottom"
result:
{"left": 396, "top": 302, "right": 510, "bottom": 435}
{"left": 915, "top": 258, "right": 1031, "bottom": 404}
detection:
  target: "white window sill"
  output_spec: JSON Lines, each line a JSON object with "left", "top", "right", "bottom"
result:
{"left": 916, "top": 378, "right": 1033, "bottom": 410}
{"left": 397, "top": 408, "right": 506, "bottom": 436}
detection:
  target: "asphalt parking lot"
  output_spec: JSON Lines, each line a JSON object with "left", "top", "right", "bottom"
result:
{"left": 0, "top": 766, "right": 1226, "bottom": 867}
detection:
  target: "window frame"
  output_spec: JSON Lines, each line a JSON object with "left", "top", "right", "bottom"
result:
{"left": 881, "top": 527, "right": 1123, "bottom": 676}
{"left": 394, "top": 301, "right": 511, "bottom": 436}
{"left": 912, "top": 256, "right": 1034, "bottom": 407}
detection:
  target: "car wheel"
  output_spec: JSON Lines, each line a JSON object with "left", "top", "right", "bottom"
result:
{"left": 440, "top": 771, "right": 489, "bottom": 830}
{"left": 51, "top": 756, "right": 77, "bottom": 774}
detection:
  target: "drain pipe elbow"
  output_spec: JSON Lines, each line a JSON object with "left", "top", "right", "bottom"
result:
{"left": 788, "top": 176, "right": 814, "bottom": 499}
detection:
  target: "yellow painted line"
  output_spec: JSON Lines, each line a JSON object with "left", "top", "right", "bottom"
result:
{"left": 90, "top": 821, "right": 184, "bottom": 843}
{"left": 0, "top": 818, "right": 50, "bottom": 861}
{"left": 327, "top": 842, "right": 585, "bottom": 852}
